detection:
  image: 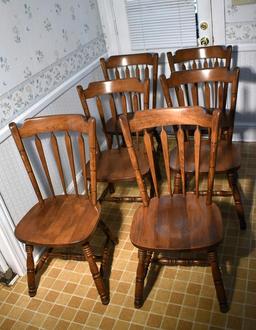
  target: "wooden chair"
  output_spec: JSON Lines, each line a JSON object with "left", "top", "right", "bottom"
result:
{"left": 100, "top": 53, "right": 158, "bottom": 109}
{"left": 119, "top": 107, "right": 229, "bottom": 313}
{"left": 77, "top": 78, "right": 153, "bottom": 203}
{"left": 160, "top": 67, "right": 246, "bottom": 230}
{"left": 100, "top": 53, "right": 161, "bottom": 149}
{"left": 9, "top": 114, "right": 116, "bottom": 304}
{"left": 167, "top": 45, "right": 232, "bottom": 72}
{"left": 167, "top": 45, "right": 232, "bottom": 136}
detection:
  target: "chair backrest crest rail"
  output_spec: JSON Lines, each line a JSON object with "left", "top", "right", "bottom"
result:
{"left": 77, "top": 78, "right": 150, "bottom": 150}
{"left": 168, "top": 45, "right": 232, "bottom": 72}
{"left": 100, "top": 53, "right": 158, "bottom": 108}
{"left": 119, "top": 107, "right": 221, "bottom": 206}
{"left": 160, "top": 67, "right": 239, "bottom": 142}
{"left": 9, "top": 115, "right": 97, "bottom": 205}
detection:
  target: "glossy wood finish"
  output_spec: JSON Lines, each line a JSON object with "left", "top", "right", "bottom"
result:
{"left": 90, "top": 146, "right": 149, "bottom": 182}
{"left": 160, "top": 67, "right": 239, "bottom": 141}
{"left": 119, "top": 107, "right": 228, "bottom": 313}
{"left": 9, "top": 114, "right": 115, "bottom": 304}
{"left": 100, "top": 53, "right": 161, "bottom": 151}
{"left": 77, "top": 78, "right": 152, "bottom": 203}
{"left": 160, "top": 67, "right": 245, "bottom": 229}
{"left": 167, "top": 45, "right": 232, "bottom": 124}
{"left": 100, "top": 53, "right": 158, "bottom": 108}
{"left": 77, "top": 78, "right": 149, "bottom": 149}
{"left": 170, "top": 139, "right": 241, "bottom": 173}
{"left": 167, "top": 45, "right": 232, "bottom": 72}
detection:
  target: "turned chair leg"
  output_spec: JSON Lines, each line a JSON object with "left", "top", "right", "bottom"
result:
{"left": 25, "top": 244, "right": 37, "bottom": 297}
{"left": 83, "top": 243, "right": 109, "bottom": 305}
{"left": 174, "top": 172, "right": 182, "bottom": 194}
{"left": 227, "top": 171, "right": 246, "bottom": 230}
{"left": 135, "top": 249, "right": 147, "bottom": 308}
{"left": 208, "top": 250, "right": 228, "bottom": 313}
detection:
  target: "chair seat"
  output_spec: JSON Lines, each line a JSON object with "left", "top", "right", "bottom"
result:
{"left": 15, "top": 195, "right": 100, "bottom": 247}
{"left": 106, "top": 114, "right": 156, "bottom": 136}
{"left": 106, "top": 113, "right": 134, "bottom": 135}
{"left": 130, "top": 193, "right": 223, "bottom": 251}
{"left": 87, "top": 147, "right": 149, "bottom": 182}
{"left": 170, "top": 139, "right": 241, "bottom": 173}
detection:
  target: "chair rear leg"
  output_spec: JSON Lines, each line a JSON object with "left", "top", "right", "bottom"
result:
{"left": 227, "top": 171, "right": 246, "bottom": 230}
{"left": 135, "top": 249, "right": 147, "bottom": 308}
{"left": 208, "top": 250, "right": 228, "bottom": 313}
{"left": 25, "top": 244, "right": 37, "bottom": 297}
{"left": 83, "top": 243, "right": 109, "bottom": 305}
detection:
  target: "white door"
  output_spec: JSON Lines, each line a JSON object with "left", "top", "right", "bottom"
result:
{"left": 98, "top": 0, "right": 226, "bottom": 56}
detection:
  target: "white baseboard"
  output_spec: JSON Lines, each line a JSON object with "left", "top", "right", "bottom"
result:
{"left": 0, "top": 194, "right": 26, "bottom": 276}
{"left": 233, "top": 123, "right": 256, "bottom": 142}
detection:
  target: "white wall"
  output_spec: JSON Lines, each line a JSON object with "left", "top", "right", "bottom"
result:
{"left": 224, "top": 0, "right": 256, "bottom": 141}
{"left": 0, "top": 0, "right": 107, "bottom": 275}
{"left": 0, "top": 0, "right": 105, "bottom": 129}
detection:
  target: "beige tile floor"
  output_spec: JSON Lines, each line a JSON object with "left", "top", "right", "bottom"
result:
{"left": 0, "top": 142, "right": 255, "bottom": 330}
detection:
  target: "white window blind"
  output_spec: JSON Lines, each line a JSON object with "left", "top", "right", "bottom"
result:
{"left": 126, "top": 0, "right": 197, "bottom": 50}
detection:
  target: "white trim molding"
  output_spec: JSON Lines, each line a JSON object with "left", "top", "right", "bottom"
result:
{"left": 0, "top": 251, "right": 9, "bottom": 273}
{"left": 234, "top": 122, "right": 256, "bottom": 142}
{"left": 0, "top": 35, "right": 106, "bottom": 135}
{"left": 0, "top": 50, "right": 108, "bottom": 144}
{"left": 97, "top": 0, "right": 121, "bottom": 55}
{"left": 0, "top": 194, "right": 26, "bottom": 276}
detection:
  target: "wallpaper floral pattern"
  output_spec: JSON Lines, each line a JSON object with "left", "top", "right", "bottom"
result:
{"left": 225, "top": 0, "right": 256, "bottom": 43}
{"left": 0, "top": 0, "right": 106, "bottom": 128}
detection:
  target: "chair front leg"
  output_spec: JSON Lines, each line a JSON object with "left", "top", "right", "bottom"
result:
{"left": 208, "top": 250, "right": 228, "bottom": 313}
{"left": 83, "top": 243, "right": 109, "bottom": 305}
{"left": 135, "top": 249, "right": 147, "bottom": 308}
{"left": 227, "top": 170, "right": 246, "bottom": 230}
{"left": 25, "top": 244, "right": 37, "bottom": 297}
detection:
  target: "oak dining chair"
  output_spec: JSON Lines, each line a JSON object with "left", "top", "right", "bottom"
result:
{"left": 167, "top": 45, "right": 232, "bottom": 133}
{"left": 9, "top": 114, "right": 116, "bottom": 304}
{"left": 119, "top": 106, "right": 228, "bottom": 313}
{"left": 100, "top": 53, "right": 159, "bottom": 109}
{"left": 77, "top": 78, "right": 154, "bottom": 203}
{"left": 100, "top": 53, "right": 161, "bottom": 149}
{"left": 167, "top": 45, "right": 232, "bottom": 72}
{"left": 160, "top": 67, "right": 246, "bottom": 230}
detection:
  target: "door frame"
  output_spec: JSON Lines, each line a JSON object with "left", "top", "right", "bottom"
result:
{"left": 97, "top": 0, "right": 227, "bottom": 56}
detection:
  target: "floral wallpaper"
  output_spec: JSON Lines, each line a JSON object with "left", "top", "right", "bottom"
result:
{"left": 225, "top": 0, "right": 256, "bottom": 43}
{"left": 0, "top": 0, "right": 106, "bottom": 128}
